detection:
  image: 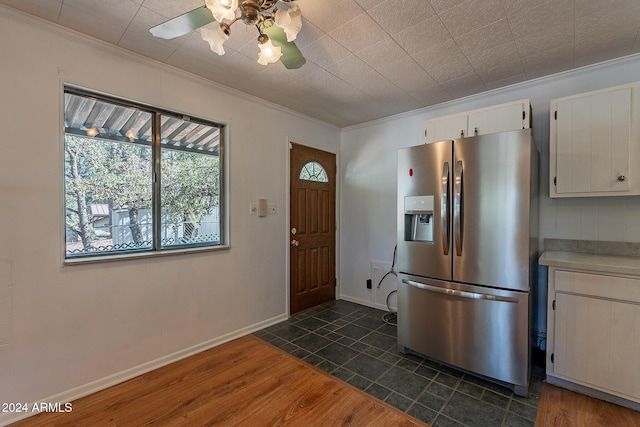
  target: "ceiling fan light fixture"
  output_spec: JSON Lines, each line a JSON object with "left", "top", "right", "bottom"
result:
{"left": 257, "top": 34, "right": 282, "bottom": 65}
{"left": 150, "top": 1, "right": 305, "bottom": 69}
{"left": 205, "top": 0, "right": 238, "bottom": 21}
{"left": 274, "top": 4, "right": 301, "bottom": 41}
{"left": 201, "top": 23, "right": 230, "bottom": 55}
{"left": 240, "top": 0, "right": 261, "bottom": 25}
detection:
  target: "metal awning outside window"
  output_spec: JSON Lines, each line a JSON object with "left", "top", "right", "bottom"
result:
{"left": 64, "top": 92, "right": 221, "bottom": 155}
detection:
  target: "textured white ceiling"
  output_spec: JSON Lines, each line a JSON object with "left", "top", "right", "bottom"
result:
{"left": 2, "top": 0, "right": 639, "bottom": 127}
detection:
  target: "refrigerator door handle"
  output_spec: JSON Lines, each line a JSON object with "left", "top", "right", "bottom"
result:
{"left": 441, "top": 162, "right": 450, "bottom": 255}
{"left": 454, "top": 160, "right": 463, "bottom": 256}
{"left": 402, "top": 279, "right": 519, "bottom": 303}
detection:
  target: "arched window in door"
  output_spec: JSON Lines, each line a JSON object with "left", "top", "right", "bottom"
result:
{"left": 299, "top": 161, "right": 328, "bottom": 182}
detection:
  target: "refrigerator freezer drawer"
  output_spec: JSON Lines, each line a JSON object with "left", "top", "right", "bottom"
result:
{"left": 398, "top": 274, "right": 530, "bottom": 395}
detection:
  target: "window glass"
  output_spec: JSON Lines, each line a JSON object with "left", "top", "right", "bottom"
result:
{"left": 299, "top": 161, "right": 328, "bottom": 182}
{"left": 160, "top": 115, "right": 221, "bottom": 248}
{"left": 63, "top": 89, "right": 224, "bottom": 259}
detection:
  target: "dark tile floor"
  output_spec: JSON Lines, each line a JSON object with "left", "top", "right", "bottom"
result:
{"left": 253, "top": 300, "right": 543, "bottom": 427}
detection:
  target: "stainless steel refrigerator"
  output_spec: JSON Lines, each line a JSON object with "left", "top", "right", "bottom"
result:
{"left": 397, "top": 129, "right": 538, "bottom": 397}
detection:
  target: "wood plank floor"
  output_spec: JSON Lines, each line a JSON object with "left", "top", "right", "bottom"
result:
{"left": 535, "top": 382, "right": 640, "bottom": 427}
{"left": 11, "top": 335, "right": 426, "bottom": 426}
{"left": 10, "top": 334, "right": 640, "bottom": 427}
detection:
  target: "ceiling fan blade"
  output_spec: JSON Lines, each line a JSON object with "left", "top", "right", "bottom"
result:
{"left": 263, "top": 25, "right": 306, "bottom": 69}
{"left": 150, "top": 6, "right": 215, "bottom": 40}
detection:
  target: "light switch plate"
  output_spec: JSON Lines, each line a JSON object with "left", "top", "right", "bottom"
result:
{"left": 249, "top": 203, "right": 257, "bottom": 215}
{"left": 267, "top": 203, "right": 276, "bottom": 215}
{"left": 257, "top": 198, "right": 267, "bottom": 217}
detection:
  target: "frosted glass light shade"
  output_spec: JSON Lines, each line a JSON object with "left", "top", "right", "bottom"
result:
{"left": 201, "top": 24, "right": 229, "bottom": 55}
{"left": 257, "top": 38, "right": 282, "bottom": 65}
{"left": 204, "top": 0, "right": 238, "bottom": 22}
{"left": 274, "top": 4, "right": 302, "bottom": 41}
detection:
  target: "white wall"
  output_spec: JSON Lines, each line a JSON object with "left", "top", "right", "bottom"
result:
{"left": 339, "top": 53, "right": 640, "bottom": 339}
{"left": 0, "top": 7, "right": 339, "bottom": 423}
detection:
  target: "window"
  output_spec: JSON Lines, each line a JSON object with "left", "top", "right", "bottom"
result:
{"left": 64, "top": 88, "right": 224, "bottom": 259}
{"left": 299, "top": 161, "right": 328, "bottom": 182}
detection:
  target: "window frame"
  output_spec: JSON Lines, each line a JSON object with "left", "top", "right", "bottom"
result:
{"left": 63, "top": 86, "right": 227, "bottom": 263}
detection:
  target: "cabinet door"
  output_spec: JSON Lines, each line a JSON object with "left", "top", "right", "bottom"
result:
{"left": 554, "top": 292, "right": 640, "bottom": 400}
{"left": 555, "top": 88, "right": 631, "bottom": 195}
{"left": 467, "top": 102, "right": 528, "bottom": 136}
{"left": 423, "top": 115, "right": 467, "bottom": 144}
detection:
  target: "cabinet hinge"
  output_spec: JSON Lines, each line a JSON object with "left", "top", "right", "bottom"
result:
{"left": 554, "top": 110, "right": 557, "bottom": 120}
{"left": 552, "top": 300, "right": 556, "bottom": 310}
{"left": 553, "top": 177, "right": 557, "bottom": 186}
{"left": 551, "top": 353, "right": 554, "bottom": 363}
{"left": 522, "top": 110, "right": 526, "bottom": 120}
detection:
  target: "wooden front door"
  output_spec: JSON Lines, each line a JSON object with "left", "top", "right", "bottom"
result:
{"left": 290, "top": 143, "right": 336, "bottom": 314}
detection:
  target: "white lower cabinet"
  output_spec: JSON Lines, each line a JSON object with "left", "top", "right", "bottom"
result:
{"left": 547, "top": 269, "right": 640, "bottom": 406}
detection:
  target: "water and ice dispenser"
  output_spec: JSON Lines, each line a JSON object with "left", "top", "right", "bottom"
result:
{"left": 403, "top": 195, "right": 434, "bottom": 242}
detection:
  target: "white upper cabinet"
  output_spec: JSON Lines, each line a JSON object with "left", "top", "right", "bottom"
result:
{"left": 423, "top": 114, "right": 468, "bottom": 143}
{"left": 422, "top": 99, "right": 530, "bottom": 144}
{"left": 550, "top": 82, "right": 640, "bottom": 198}
{"left": 468, "top": 101, "right": 530, "bottom": 136}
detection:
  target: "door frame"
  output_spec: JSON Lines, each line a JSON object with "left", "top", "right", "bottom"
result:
{"left": 286, "top": 140, "right": 339, "bottom": 316}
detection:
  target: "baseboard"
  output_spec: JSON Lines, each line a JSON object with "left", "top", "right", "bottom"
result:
{"left": 0, "top": 313, "right": 288, "bottom": 426}
{"left": 546, "top": 375, "right": 640, "bottom": 412}
{"left": 338, "top": 294, "right": 395, "bottom": 313}
{"left": 338, "top": 294, "right": 377, "bottom": 309}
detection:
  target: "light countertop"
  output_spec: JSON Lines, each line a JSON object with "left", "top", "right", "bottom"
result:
{"left": 539, "top": 251, "right": 640, "bottom": 276}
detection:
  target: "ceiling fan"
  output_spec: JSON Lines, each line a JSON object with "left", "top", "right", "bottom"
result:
{"left": 150, "top": 0, "right": 306, "bottom": 69}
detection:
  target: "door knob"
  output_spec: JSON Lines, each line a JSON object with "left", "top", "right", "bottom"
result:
{"left": 291, "top": 239, "right": 299, "bottom": 247}
{"left": 291, "top": 227, "right": 297, "bottom": 235}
